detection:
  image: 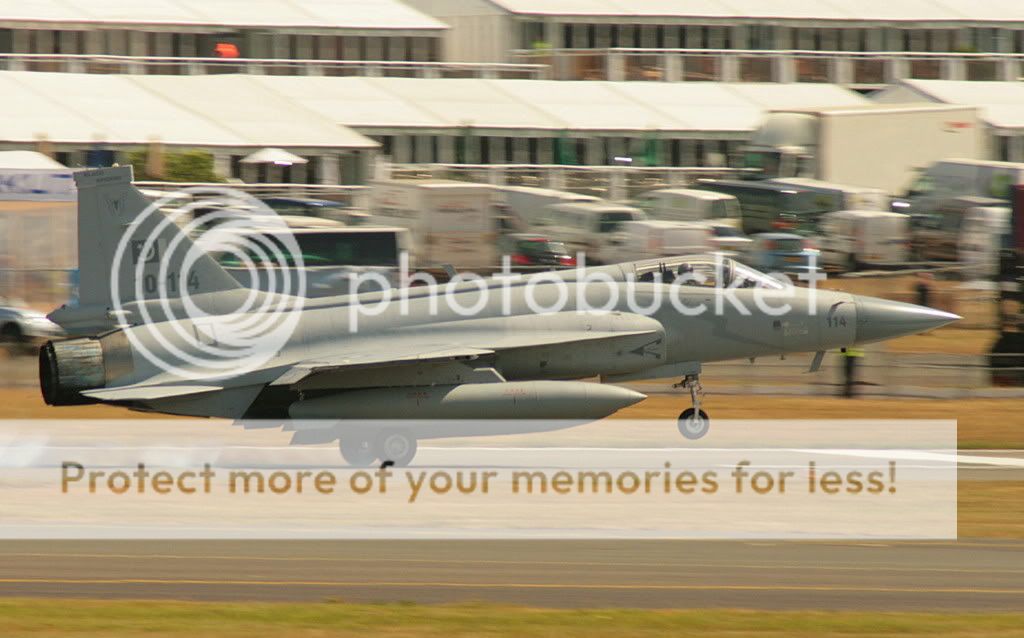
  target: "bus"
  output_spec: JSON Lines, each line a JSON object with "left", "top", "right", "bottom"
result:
{"left": 692, "top": 179, "right": 839, "bottom": 235}
{"left": 198, "top": 226, "right": 411, "bottom": 297}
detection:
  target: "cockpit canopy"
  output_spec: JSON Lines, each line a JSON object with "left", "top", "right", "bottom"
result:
{"left": 631, "top": 255, "right": 787, "bottom": 289}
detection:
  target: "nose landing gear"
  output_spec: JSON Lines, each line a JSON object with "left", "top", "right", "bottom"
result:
{"left": 674, "top": 373, "right": 710, "bottom": 440}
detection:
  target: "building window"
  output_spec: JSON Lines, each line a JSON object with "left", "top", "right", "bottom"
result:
{"left": 306, "top": 157, "right": 319, "bottom": 184}
{"left": 997, "top": 136, "right": 1010, "bottom": 162}
{"left": 480, "top": 137, "right": 490, "bottom": 164}
{"left": 522, "top": 20, "right": 545, "bottom": 49}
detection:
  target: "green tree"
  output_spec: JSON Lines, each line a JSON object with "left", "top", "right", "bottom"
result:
{"left": 127, "top": 149, "right": 224, "bottom": 182}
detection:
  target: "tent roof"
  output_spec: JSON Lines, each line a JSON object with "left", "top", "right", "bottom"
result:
{"left": 0, "top": 150, "right": 67, "bottom": 169}
{"left": 486, "top": 0, "right": 1024, "bottom": 21}
{"left": 876, "top": 80, "right": 1024, "bottom": 130}
{"left": 0, "top": 0, "right": 447, "bottom": 30}
{"left": 253, "top": 77, "right": 868, "bottom": 134}
{"left": 0, "top": 73, "right": 869, "bottom": 149}
{"left": 0, "top": 71, "right": 378, "bottom": 149}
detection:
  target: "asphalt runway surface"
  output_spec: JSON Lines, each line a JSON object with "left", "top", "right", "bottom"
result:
{"left": 0, "top": 540, "right": 1023, "bottom": 611}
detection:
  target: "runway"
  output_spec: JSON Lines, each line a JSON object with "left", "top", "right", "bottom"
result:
{"left": 0, "top": 540, "right": 1022, "bottom": 611}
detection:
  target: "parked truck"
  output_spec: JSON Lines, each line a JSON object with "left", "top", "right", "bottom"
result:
{"left": 891, "top": 159, "right": 1024, "bottom": 217}
{"left": 499, "top": 186, "right": 600, "bottom": 228}
{"left": 370, "top": 179, "right": 497, "bottom": 270}
{"left": 741, "top": 104, "right": 984, "bottom": 195}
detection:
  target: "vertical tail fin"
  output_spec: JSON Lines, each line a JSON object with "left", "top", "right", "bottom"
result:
{"left": 73, "top": 166, "right": 241, "bottom": 308}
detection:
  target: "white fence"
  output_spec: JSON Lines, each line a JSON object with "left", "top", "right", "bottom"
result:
{"left": 385, "top": 163, "right": 750, "bottom": 201}
{"left": 0, "top": 53, "right": 549, "bottom": 79}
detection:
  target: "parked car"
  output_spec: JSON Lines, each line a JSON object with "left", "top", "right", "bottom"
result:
{"left": 498, "top": 234, "right": 576, "bottom": 269}
{"left": 749, "top": 233, "right": 821, "bottom": 275}
{"left": 707, "top": 223, "right": 753, "bottom": 255}
{"left": 0, "top": 302, "right": 63, "bottom": 354}
{"left": 261, "top": 197, "right": 350, "bottom": 219}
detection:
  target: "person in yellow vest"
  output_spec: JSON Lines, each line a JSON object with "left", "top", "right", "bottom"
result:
{"left": 841, "top": 347, "right": 864, "bottom": 398}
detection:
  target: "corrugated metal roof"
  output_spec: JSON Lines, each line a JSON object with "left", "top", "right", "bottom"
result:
{"left": 0, "top": 0, "right": 448, "bottom": 30}
{"left": 877, "top": 80, "right": 1024, "bottom": 129}
{"left": 487, "top": 0, "right": 1024, "bottom": 21}
{"left": 0, "top": 71, "right": 378, "bottom": 149}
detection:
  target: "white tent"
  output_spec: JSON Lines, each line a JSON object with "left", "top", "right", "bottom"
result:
{"left": 485, "top": 0, "right": 1024, "bottom": 21}
{"left": 241, "top": 148, "right": 309, "bottom": 165}
{"left": 874, "top": 80, "right": 1024, "bottom": 131}
{"left": 0, "top": 0, "right": 447, "bottom": 30}
{"left": 0, "top": 71, "right": 377, "bottom": 152}
{"left": 250, "top": 76, "right": 868, "bottom": 137}
{"left": 873, "top": 79, "right": 1024, "bottom": 161}
{"left": 0, "top": 150, "right": 66, "bottom": 170}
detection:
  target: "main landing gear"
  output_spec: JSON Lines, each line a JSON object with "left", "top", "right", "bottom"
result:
{"left": 339, "top": 430, "right": 418, "bottom": 467}
{"left": 674, "top": 373, "right": 710, "bottom": 440}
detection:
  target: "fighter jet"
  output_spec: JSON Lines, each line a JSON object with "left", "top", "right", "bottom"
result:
{"left": 40, "top": 167, "right": 959, "bottom": 465}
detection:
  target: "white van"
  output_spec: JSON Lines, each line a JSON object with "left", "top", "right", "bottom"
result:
{"left": 500, "top": 186, "right": 600, "bottom": 228}
{"left": 539, "top": 201, "right": 645, "bottom": 264}
{"left": 615, "top": 220, "right": 713, "bottom": 263}
{"left": 818, "top": 210, "right": 910, "bottom": 270}
{"left": 769, "top": 177, "right": 888, "bottom": 212}
{"left": 959, "top": 205, "right": 1010, "bottom": 280}
{"left": 634, "top": 188, "right": 741, "bottom": 226}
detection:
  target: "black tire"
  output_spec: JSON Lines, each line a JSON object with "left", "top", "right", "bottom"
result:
{"left": 677, "top": 408, "right": 710, "bottom": 440}
{"left": 339, "top": 436, "right": 377, "bottom": 467}
{"left": 375, "top": 430, "right": 418, "bottom": 467}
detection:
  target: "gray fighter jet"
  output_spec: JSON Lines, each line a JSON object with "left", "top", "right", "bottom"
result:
{"left": 41, "top": 167, "right": 959, "bottom": 465}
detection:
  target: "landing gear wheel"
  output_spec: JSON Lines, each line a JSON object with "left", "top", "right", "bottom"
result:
{"left": 339, "top": 436, "right": 377, "bottom": 467}
{"left": 677, "top": 408, "right": 710, "bottom": 440}
{"left": 375, "top": 431, "right": 418, "bottom": 467}
{"left": 673, "top": 371, "right": 711, "bottom": 440}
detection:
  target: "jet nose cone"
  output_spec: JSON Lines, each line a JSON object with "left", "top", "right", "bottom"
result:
{"left": 587, "top": 384, "right": 647, "bottom": 414}
{"left": 854, "top": 295, "right": 961, "bottom": 345}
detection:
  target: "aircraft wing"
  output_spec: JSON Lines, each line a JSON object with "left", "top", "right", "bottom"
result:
{"left": 272, "top": 326, "right": 663, "bottom": 390}
{"left": 269, "top": 345, "right": 497, "bottom": 386}
{"left": 82, "top": 384, "right": 225, "bottom": 401}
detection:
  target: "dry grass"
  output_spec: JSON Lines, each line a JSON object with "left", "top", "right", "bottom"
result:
{"left": 2, "top": 600, "right": 1024, "bottom": 638}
